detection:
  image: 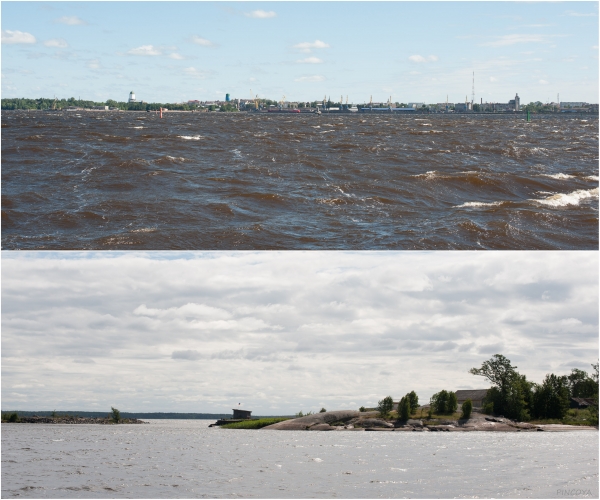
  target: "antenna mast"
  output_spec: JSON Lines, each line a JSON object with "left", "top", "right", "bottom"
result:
{"left": 471, "top": 71, "right": 475, "bottom": 106}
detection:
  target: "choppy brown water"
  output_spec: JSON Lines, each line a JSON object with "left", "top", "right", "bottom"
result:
{"left": 2, "top": 111, "right": 598, "bottom": 249}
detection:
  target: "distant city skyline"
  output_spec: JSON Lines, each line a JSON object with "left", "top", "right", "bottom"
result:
{"left": 1, "top": 1, "right": 598, "bottom": 104}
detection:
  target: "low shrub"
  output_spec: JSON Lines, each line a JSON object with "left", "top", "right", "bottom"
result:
{"left": 461, "top": 399, "right": 472, "bottom": 420}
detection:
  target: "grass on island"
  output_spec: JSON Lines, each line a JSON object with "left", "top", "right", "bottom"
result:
{"left": 220, "top": 417, "right": 291, "bottom": 429}
{"left": 529, "top": 408, "right": 597, "bottom": 426}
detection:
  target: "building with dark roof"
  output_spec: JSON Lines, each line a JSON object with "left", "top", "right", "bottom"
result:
{"left": 455, "top": 389, "right": 490, "bottom": 407}
{"left": 232, "top": 409, "right": 252, "bottom": 419}
{"left": 570, "top": 397, "right": 596, "bottom": 409}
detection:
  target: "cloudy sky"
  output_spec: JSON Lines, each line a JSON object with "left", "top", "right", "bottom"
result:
{"left": 2, "top": 251, "right": 597, "bottom": 415}
{"left": 1, "top": 2, "right": 598, "bottom": 103}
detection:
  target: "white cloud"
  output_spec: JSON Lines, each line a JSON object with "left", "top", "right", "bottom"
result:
{"left": 489, "top": 76, "right": 498, "bottom": 82}
{"left": 1, "top": 252, "right": 597, "bottom": 414}
{"left": 55, "top": 16, "right": 87, "bottom": 25}
{"left": 295, "top": 75, "right": 325, "bottom": 82}
{"left": 293, "top": 40, "right": 330, "bottom": 53}
{"left": 296, "top": 57, "right": 323, "bottom": 64}
{"left": 539, "top": 79, "right": 549, "bottom": 85}
{"left": 408, "top": 55, "right": 438, "bottom": 63}
{"left": 190, "top": 35, "right": 215, "bottom": 47}
{"left": 127, "top": 45, "right": 161, "bottom": 56}
{"left": 245, "top": 10, "right": 276, "bottom": 18}
{"left": 482, "top": 34, "right": 552, "bottom": 47}
{"left": 169, "top": 53, "right": 184, "bottom": 60}
{"left": 87, "top": 59, "right": 100, "bottom": 69}
{"left": 1, "top": 30, "right": 36, "bottom": 45}
{"left": 43, "top": 38, "right": 68, "bottom": 48}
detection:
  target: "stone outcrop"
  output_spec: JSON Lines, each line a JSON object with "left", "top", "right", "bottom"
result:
{"left": 356, "top": 418, "right": 394, "bottom": 428}
{"left": 261, "top": 410, "right": 359, "bottom": 430}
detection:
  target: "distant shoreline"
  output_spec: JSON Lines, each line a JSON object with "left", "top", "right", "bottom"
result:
{"left": 1, "top": 108, "right": 598, "bottom": 116}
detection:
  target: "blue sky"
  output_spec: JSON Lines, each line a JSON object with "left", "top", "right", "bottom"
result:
{"left": 1, "top": 2, "right": 599, "bottom": 104}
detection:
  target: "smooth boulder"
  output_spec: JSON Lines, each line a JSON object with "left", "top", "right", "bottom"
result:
{"left": 261, "top": 410, "right": 360, "bottom": 430}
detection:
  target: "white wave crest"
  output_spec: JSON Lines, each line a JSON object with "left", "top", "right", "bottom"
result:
{"left": 454, "top": 201, "right": 504, "bottom": 208}
{"left": 413, "top": 170, "right": 437, "bottom": 179}
{"left": 532, "top": 188, "right": 599, "bottom": 207}
{"left": 540, "top": 173, "right": 574, "bottom": 180}
{"left": 178, "top": 135, "right": 203, "bottom": 140}
{"left": 585, "top": 175, "right": 599, "bottom": 181}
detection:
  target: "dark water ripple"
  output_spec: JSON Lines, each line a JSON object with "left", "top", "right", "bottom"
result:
{"left": 2, "top": 111, "right": 598, "bottom": 249}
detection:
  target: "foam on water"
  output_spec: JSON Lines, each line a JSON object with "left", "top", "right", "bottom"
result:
{"left": 532, "top": 188, "right": 599, "bottom": 207}
{"left": 541, "top": 173, "right": 574, "bottom": 180}
{"left": 178, "top": 135, "right": 203, "bottom": 140}
{"left": 455, "top": 201, "right": 505, "bottom": 208}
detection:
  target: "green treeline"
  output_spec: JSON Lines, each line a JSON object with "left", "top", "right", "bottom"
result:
{"left": 1, "top": 411, "right": 234, "bottom": 419}
{"left": 371, "top": 355, "right": 598, "bottom": 425}
{"left": 470, "top": 354, "right": 598, "bottom": 423}
{"left": 1, "top": 97, "right": 203, "bottom": 112}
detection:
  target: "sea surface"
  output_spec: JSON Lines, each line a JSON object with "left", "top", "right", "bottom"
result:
{"left": 1, "top": 420, "right": 598, "bottom": 498}
{"left": 1, "top": 111, "right": 598, "bottom": 250}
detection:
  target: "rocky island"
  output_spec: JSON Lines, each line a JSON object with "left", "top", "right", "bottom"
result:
{"left": 259, "top": 409, "right": 596, "bottom": 432}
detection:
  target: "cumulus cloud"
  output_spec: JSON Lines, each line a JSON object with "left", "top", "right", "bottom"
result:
{"left": 1, "top": 252, "right": 597, "bottom": 414}
{"left": 539, "top": 79, "right": 549, "bottom": 84}
{"left": 169, "top": 53, "right": 184, "bottom": 60}
{"left": 190, "top": 35, "right": 215, "bottom": 47}
{"left": 127, "top": 45, "right": 161, "bottom": 56}
{"left": 408, "top": 55, "right": 438, "bottom": 63}
{"left": 43, "top": 38, "right": 68, "bottom": 48}
{"left": 55, "top": 16, "right": 87, "bottom": 25}
{"left": 87, "top": 59, "right": 100, "bottom": 69}
{"left": 295, "top": 75, "right": 325, "bottom": 82}
{"left": 245, "top": 10, "right": 276, "bottom": 18}
{"left": 296, "top": 57, "right": 323, "bottom": 64}
{"left": 1, "top": 30, "right": 36, "bottom": 45}
{"left": 293, "top": 40, "right": 330, "bottom": 53}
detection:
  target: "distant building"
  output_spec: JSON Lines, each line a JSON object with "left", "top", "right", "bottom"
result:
{"left": 570, "top": 397, "right": 596, "bottom": 409}
{"left": 232, "top": 409, "right": 252, "bottom": 419}
{"left": 128, "top": 91, "right": 136, "bottom": 103}
{"left": 560, "top": 102, "right": 586, "bottom": 108}
{"left": 508, "top": 93, "right": 520, "bottom": 111}
{"left": 455, "top": 389, "right": 489, "bottom": 407}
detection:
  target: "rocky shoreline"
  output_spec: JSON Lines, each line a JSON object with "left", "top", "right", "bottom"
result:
{"left": 4, "top": 416, "right": 146, "bottom": 425}
{"left": 260, "top": 410, "right": 598, "bottom": 432}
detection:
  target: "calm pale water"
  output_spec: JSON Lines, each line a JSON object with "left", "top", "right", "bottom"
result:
{"left": 1, "top": 112, "right": 598, "bottom": 250}
{"left": 1, "top": 420, "right": 598, "bottom": 498}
